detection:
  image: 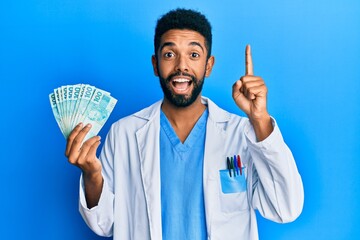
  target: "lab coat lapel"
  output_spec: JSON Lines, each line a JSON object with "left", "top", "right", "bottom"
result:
{"left": 135, "top": 101, "right": 162, "bottom": 240}
{"left": 203, "top": 97, "right": 231, "bottom": 179}
{"left": 202, "top": 97, "right": 231, "bottom": 235}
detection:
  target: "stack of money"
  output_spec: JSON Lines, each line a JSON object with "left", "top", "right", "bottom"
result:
{"left": 49, "top": 84, "right": 117, "bottom": 141}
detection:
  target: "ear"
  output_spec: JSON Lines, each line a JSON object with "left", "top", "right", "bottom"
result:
{"left": 151, "top": 55, "right": 159, "bottom": 76}
{"left": 205, "top": 56, "right": 215, "bottom": 77}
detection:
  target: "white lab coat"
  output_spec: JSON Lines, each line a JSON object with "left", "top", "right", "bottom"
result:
{"left": 79, "top": 97, "right": 304, "bottom": 240}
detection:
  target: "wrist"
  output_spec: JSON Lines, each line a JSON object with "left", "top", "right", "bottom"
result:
{"left": 83, "top": 170, "right": 102, "bottom": 185}
{"left": 250, "top": 114, "right": 273, "bottom": 142}
{"left": 82, "top": 170, "right": 103, "bottom": 209}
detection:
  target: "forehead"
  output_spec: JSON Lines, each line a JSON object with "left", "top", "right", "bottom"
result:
{"left": 160, "top": 29, "right": 206, "bottom": 48}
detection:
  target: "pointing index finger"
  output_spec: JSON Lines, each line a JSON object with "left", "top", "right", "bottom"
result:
{"left": 245, "top": 44, "right": 254, "bottom": 75}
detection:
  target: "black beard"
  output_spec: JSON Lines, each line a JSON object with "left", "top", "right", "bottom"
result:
{"left": 159, "top": 71, "right": 205, "bottom": 108}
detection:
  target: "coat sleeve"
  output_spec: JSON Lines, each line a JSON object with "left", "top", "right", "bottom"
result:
{"left": 244, "top": 118, "right": 304, "bottom": 223}
{"left": 78, "top": 125, "right": 116, "bottom": 236}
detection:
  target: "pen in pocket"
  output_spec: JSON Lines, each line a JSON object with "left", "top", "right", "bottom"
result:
{"left": 227, "top": 157, "right": 232, "bottom": 177}
{"left": 226, "top": 155, "right": 243, "bottom": 177}
{"left": 234, "top": 155, "right": 239, "bottom": 175}
{"left": 237, "top": 155, "right": 242, "bottom": 175}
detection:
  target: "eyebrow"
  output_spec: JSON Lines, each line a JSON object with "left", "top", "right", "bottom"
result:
{"left": 189, "top": 41, "right": 205, "bottom": 52}
{"left": 159, "top": 41, "right": 205, "bottom": 53}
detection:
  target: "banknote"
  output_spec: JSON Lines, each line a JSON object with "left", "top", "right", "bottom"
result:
{"left": 49, "top": 93, "right": 64, "bottom": 133}
{"left": 61, "top": 86, "right": 69, "bottom": 128}
{"left": 70, "top": 84, "right": 86, "bottom": 132}
{"left": 71, "top": 84, "right": 96, "bottom": 136}
{"left": 81, "top": 88, "right": 117, "bottom": 141}
{"left": 49, "top": 84, "right": 117, "bottom": 139}
{"left": 54, "top": 88, "right": 63, "bottom": 123}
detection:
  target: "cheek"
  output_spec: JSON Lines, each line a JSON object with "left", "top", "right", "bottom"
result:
{"left": 195, "top": 63, "right": 208, "bottom": 77}
{"left": 157, "top": 62, "right": 172, "bottom": 76}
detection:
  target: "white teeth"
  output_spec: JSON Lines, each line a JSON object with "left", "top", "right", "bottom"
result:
{"left": 173, "top": 78, "right": 190, "bottom": 83}
{"left": 171, "top": 78, "right": 191, "bottom": 92}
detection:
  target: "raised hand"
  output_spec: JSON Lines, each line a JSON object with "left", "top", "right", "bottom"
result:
{"left": 232, "top": 45, "right": 273, "bottom": 141}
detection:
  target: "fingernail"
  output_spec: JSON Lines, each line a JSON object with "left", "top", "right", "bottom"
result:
{"left": 86, "top": 124, "right": 91, "bottom": 128}
{"left": 78, "top": 123, "right": 83, "bottom": 127}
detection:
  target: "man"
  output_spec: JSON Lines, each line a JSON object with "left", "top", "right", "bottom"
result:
{"left": 65, "top": 8, "right": 304, "bottom": 240}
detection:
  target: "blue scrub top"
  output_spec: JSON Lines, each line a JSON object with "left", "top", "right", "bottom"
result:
{"left": 160, "top": 108, "right": 208, "bottom": 240}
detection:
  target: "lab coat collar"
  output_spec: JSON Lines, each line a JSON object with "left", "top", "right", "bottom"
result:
{"left": 202, "top": 97, "right": 231, "bottom": 123}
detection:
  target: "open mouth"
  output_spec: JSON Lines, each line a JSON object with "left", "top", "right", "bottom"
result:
{"left": 171, "top": 78, "right": 192, "bottom": 93}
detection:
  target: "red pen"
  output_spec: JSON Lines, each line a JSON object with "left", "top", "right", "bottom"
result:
{"left": 237, "top": 155, "right": 242, "bottom": 175}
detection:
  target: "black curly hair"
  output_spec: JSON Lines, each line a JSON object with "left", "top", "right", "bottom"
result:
{"left": 154, "top": 8, "right": 212, "bottom": 59}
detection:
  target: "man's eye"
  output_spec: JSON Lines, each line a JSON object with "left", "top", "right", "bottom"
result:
{"left": 191, "top": 52, "right": 200, "bottom": 58}
{"left": 164, "top": 52, "right": 174, "bottom": 58}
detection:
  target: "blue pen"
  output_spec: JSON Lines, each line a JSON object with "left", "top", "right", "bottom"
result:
{"left": 234, "top": 155, "right": 239, "bottom": 176}
{"left": 231, "top": 157, "right": 236, "bottom": 177}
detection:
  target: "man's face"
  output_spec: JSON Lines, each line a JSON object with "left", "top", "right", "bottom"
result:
{"left": 152, "top": 29, "right": 214, "bottom": 107}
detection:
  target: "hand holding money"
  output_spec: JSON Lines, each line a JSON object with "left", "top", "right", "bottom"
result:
{"left": 65, "top": 122, "right": 104, "bottom": 208}
{"left": 65, "top": 122, "right": 102, "bottom": 174}
{"left": 49, "top": 83, "right": 117, "bottom": 208}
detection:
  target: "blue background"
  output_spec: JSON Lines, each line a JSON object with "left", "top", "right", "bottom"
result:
{"left": 1, "top": 0, "right": 359, "bottom": 239}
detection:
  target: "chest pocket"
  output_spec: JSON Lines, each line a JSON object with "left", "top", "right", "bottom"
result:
{"left": 218, "top": 169, "right": 249, "bottom": 213}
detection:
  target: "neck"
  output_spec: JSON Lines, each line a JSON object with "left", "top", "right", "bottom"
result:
{"left": 162, "top": 96, "right": 205, "bottom": 124}
{"left": 161, "top": 95, "right": 206, "bottom": 143}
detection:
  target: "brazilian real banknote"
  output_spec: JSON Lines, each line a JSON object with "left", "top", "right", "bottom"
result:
{"left": 49, "top": 84, "right": 117, "bottom": 140}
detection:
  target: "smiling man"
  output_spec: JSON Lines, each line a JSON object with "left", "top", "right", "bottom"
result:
{"left": 154, "top": 29, "right": 213, "bottom": 108}
{"left": 65, "top": 8, "right": 304, "bottom": 240}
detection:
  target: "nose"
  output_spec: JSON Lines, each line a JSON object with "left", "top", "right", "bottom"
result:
{"left": 175, "top": 54, "right": 189, "bottom": 72}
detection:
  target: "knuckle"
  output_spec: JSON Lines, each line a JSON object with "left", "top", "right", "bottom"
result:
{"left": 85, "top": 157, "right": 94, "bottom": 165}
{"left": 82, "top": 141, "right": 91, "bottom": 148}
{"left": 232, "top": 83, "right": 238, "bottom": 91}
{"left": 67, "top": 134, "right": 75, "bottom": 141}
{"left": 72, "top": 138, "right": 80, "bottom": 145}
{"left": 68, "top": 127, "right": 81, "bottom": 139}
{"left": 82, "top": 124, "right": 91, "bottom": 132}
{"left": 68, "top": 156, "right": 76, "bottom": 164}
